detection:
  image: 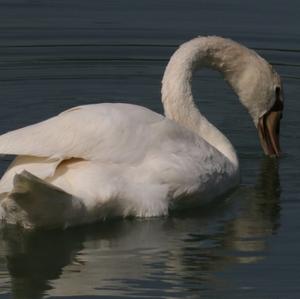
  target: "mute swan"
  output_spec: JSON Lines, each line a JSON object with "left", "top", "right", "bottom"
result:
{"left": 0, "top": 36, "right": 283, "bottom": 229}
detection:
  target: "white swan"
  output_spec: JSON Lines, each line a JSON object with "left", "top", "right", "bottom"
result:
{"left": 0, "top": 36, "right": 283, "bottom": 229}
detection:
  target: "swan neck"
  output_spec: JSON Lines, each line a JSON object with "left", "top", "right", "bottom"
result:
{"left": 161, "top": 37, "right": 241, "bottom": 167}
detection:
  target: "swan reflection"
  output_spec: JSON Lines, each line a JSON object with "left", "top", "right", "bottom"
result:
{"left": 220, "top": 158, "right": 281, "bottom": 264}
{"left": 0, "top": 158, "right": 281, "bottom": 298}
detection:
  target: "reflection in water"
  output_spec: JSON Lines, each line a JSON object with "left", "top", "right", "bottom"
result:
{"left": 0, "top": 228, "right": 85, "bottom": 299}
{"left": 222, "top": 158, "right": 281, "bottom": 264}
{"left": 0, "top": 158, "right": 281, "bottom": 298}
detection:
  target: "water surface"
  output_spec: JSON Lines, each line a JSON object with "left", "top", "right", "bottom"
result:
{"left": 0, "top": 0, "right": 299, "bottom": 298}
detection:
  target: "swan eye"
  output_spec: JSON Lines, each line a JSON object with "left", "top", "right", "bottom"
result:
{"left": 272, "top": 86, "right": 284, "bottom": 112}
{"left": 275, "top": 86, "right": 281, "bottom": 98}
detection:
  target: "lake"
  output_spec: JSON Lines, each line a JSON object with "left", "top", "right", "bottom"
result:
{"left": 0, "top": 0, "right": 299, "bottom": 298}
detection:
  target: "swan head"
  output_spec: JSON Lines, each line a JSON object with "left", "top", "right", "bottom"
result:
{"left": 230, "top": 49, "right": 284, "bottom": 158}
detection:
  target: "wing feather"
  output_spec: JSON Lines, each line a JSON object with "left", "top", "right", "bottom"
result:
{"left": 0, "top": 103, "right": 164, "bottom": 162}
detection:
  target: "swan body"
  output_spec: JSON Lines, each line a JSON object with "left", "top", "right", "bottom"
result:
{"left": 0, "top": 36, "right": 283, "bottom": 229}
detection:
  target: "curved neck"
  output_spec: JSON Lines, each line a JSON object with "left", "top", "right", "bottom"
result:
{"left": 161, "top": 36, "right": 249, "bottom": 167}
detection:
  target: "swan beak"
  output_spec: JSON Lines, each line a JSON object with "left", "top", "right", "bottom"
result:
{"left": 258, "top": 109, "right": 282, "bottom": 158}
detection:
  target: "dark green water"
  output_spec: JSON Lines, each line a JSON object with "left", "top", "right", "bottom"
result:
{"left": 0, "top": 0, "right": 299, "bottom": 298}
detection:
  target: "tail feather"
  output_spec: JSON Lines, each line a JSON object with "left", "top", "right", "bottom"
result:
{"left": 2, "top": 171, "right": 86, "bottom": 229}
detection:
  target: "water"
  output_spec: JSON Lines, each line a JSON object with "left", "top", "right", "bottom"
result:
{"left": 0, "top": 0, "right": 299, "bottom": 298}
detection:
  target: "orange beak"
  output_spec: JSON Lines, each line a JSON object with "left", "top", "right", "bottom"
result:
{"left": 258, "top": 97, "right": 283, "bottom": 158}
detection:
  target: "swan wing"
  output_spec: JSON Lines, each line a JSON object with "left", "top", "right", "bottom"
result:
{"left": 0, "top": 155, "right": 63, "bottom": 193}
{"left": 0, "top": 103, "right": 164, "bottom": 162}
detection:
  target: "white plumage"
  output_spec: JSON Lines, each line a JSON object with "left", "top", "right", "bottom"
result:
{"left": 0, "top": 36, "right": 282, "bottom": 229}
